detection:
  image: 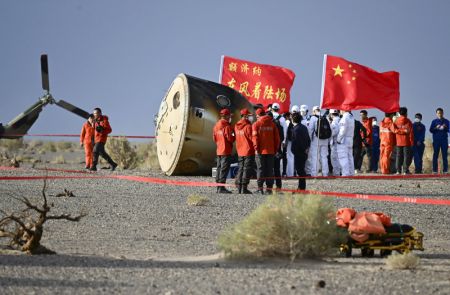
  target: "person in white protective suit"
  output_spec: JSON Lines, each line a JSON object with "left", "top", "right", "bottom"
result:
{"left": 300, "top": 104, "right": 311, "bottom": 127}
{"left": 300, "top": 104, "right": 312, "bottom": 175}
{"left": 329, "top": 109, "right": 341, "bottom": 176}
{"left": 306, "top": 106, "right": 330, "bottom": 176}
{"left": 336, "top": 110, "right": 355, "bottom": 176}
{"left": 284, "top": 105, "right": 299, "bottom": 176}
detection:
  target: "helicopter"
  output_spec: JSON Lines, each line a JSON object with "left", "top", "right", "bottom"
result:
{"left": 0, "top": 54, "right": 90, "bottom": 139}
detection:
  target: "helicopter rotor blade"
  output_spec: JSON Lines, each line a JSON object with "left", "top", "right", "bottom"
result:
{"left": 41, "top": 54, "right": 50, "bottom": 92}
{"left": 55, "top": 100, "right": 90, "bottom": 119}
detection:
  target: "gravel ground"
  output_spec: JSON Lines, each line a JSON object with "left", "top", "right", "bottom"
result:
{"left": 1, "top": 164, "right": 450, "bottom": 294}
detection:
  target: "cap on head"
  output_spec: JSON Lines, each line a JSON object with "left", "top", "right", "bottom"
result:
{"left": 272, "top": 103, "right": 280, "bottom": 111}
{"left": 300, "top": 105, "right": 308, "bottom": 112}
{"left": 219, "top": 108, "right": 230, "bottom": 116}
{"left": 330, "top": 109, "right": 339, "bottom": 115}
{"left": 240, "top": 108, "right": 251, "bottom": 116}
{"left": 291, "top": 105, "right": 300, "bottom": 113}
{"left": 312, "top": 106, "right": 320, "bottom": 112}
{"left": 255, "top": 108, "right": 265, "bottom": 116}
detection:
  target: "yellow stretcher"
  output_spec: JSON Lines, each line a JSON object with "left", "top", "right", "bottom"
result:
{"left": 339, "top": 224, "right": 424, "bottom": 257}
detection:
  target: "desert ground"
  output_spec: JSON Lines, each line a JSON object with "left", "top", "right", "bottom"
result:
{"left": 1, "top": 141, "right": 450, "bottom": 294}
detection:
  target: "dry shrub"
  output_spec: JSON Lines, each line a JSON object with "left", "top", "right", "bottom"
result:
{"left": 0, "top": 138, "right": 24, "bottom": 151}
{"left": 187, "top": 195, "right": 209, "bottom": 206}
{"left": 218, "top": 194, "right": 344, "bottom": 261}
{"left": 135, "top": 142, "right": 159, "bottom": 170}
{"left": 26, "top": 140, "right": 44, "bottom": 151}
{"left": 105, "top": 137, "right": 137, "bottom": 169}
{"left": 421, "top": 139, "right": 433, "bottom": 174}
{"left": 386, "top": 252, "right": 420, "bottom": 269}
{"left": 0, "top": 179, "right": 86, "bottom": 254}
{"left": 40, "top": 141, "right": 57, "bottom": 153}
{"left": 56, "top": 141, "right": 74, "bottom": 151}
{"left": 52, "top": 155, "right": 66, "bottom": 164}
{"left": 15, "top": 155, "right": 34, "bottom": 163}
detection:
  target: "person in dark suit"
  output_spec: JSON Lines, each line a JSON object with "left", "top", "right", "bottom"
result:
{"left": 291, "top": 112, "right": 311, "bottom": 190}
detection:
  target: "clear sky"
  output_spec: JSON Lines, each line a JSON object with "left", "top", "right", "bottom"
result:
{"left": 1, "top": 0, "right": 450, "bottom": 139}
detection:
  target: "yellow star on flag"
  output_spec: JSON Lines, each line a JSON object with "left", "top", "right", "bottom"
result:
{"left": 333, "top": 65, "right": 344, "bottom": 77}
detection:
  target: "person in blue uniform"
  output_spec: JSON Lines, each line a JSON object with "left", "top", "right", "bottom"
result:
{"left": 369, "top": 116, "right": 380, "bottom": 172}
{"left": 429, "top": 108, "right": 449, "bottom": 174}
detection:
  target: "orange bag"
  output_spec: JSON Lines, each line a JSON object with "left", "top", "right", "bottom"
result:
{"left": 348, "top": 212, "right": 387, "bottom": 242}
{"left": 374, "top": 212, "right": 392, "bottom": 227}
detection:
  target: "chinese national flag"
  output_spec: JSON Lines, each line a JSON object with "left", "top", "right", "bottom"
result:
{"left": 321, "top": 55, "right": 400, "bottom": 113}
{"left": 220, "top": 56, "right": 295, "bottom": 114}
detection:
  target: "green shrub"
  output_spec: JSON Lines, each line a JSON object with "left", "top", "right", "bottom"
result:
{"left": 218, "top": 194, "right": 344, "bottom": 261}
{"left": 105, "top": 137, "right": 137, "bottom": 169}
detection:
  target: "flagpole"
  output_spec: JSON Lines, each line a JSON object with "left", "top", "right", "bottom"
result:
{"left": 315, "top": 110, "right": 321, "bottom": 176}
{"left": 315, "top": 54, "right": 327, "bottom": 177}
{"left": 218, "top": 55, "right": 224, "bottom": 83}
{"left": 319, "top": 54, "right": 327, "bottom": 109}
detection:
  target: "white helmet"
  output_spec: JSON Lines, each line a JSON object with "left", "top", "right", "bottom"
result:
{"left": 291, "top": 105, "right": 300, "bottom": 113}
{"left": 300, "top": 104, "right": 309, "bottom": 112}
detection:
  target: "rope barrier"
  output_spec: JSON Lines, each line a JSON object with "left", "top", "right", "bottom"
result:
{"left": 1, "top": 167, "right": 449, "bottom": 206}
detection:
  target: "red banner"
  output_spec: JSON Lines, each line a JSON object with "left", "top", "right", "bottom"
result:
{"left": 321, "top": 55, "right": 400, "bottom": 113}
{"left": 220, "top": 56, "right": 295, "bottom": 114}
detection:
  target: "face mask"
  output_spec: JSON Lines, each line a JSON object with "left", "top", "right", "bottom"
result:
{"left": 372, "top": 121, "right": 377, "bottom": 126}
{"left": 248, "top": 116, "right": 254, "bottom": 123}
{"left": 300, "top": 111, "right": 307, "bottom": 116}
{"left": 414, "top": 118, "right": 421, "bottom": 123}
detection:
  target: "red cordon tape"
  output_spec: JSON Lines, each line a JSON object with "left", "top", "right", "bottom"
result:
{"left": 1, "top": 168, "right": 449, "bottom": 206}
{"left": 0, "top": 174, "right": 225, "bottom": 188}
{"left": 0, "top": 175, "right": 104, "bottom": 181}
{"left": 33, "top": 167, "right": 450, "bottom": 180}
{"left": 264, "top": 173, "right": 450, "bottom": 180}
{"left": 271, "top": 188, "right": 450, "bottom": 206}
{"left": 113, "top": 175, "right": 220, "bottom": 187}
{"left": 3, "top": 167, "right": 222, "bottom": 187}
{"left": 5, "top": 134, "right": 155, "bottom": 139}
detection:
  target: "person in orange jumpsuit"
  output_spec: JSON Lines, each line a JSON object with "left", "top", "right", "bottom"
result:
{"left": 252, "top": 108, "right": 280, "bottom": 195}
{"left": 80, "top": 114, "right": 95, "bottom": 169}
{"left": 379, "top": 112, "right": 396, "bottom": 174}
{"left": 213, "top": 108, "right": 235, "bottom": 194}
{"left": 234, "top": 108, "right": 255, "bottom": 194}
{"left": 91, "top": 107, "right": 117, "bottom": 171}
{"left": 391, "top": 107, "right": 414, "bottom": 174}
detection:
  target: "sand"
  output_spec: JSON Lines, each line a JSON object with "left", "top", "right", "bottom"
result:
{"left": 1, "top": 163, "right": 450, "bottom": 294}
